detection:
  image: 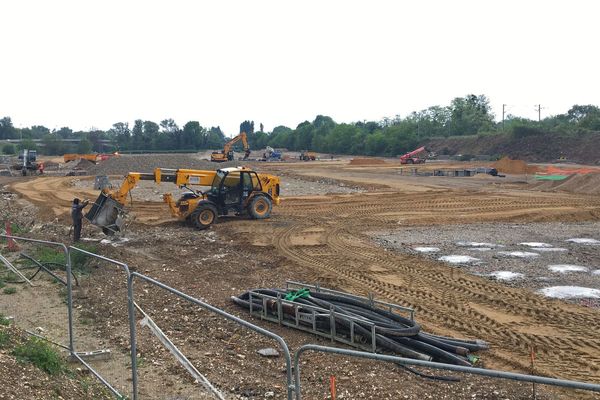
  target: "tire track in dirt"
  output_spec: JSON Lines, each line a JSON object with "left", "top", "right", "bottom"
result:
{"left": 266, "top": 190, "right": 600, "bottom": 383}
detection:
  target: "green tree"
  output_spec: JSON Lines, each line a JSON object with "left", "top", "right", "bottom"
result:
{"left": 448, "top": 94, "right": 495, "bottom": 136}
{"left": 160, "top": 119, "right": 181, "bottom": 150}
{"left": 566, "top": 105, "right": 600, "bottom": 130}
{"left": 143, "top": 121, "right": 159, "bottom": 150}
{"left": 240, "top": 120, "right": 254, "bottom": 135}
{"left": 2, "top": 144, "right": 16, "bottom": 155}
{"left": 182, "top": 121, "right": 206, "bottom": 149}
{"left": 131, "top": 120, "right": 144, "bottom": 150}
{"left": 18, "top": 139, "right": 37, "bottom": 151}
{"left": 109, "top": 122, "right": 131, "bottom": 150}
{"left": 30, "top": 125, "right": 50, "bottom": 138}
{"left": 0, "top": 117, "right": 17, "bottom": 140}
{"left": 41, "top": 134, "right": 66, "bottom": 155}
{"left": 206, "top": 127, "right": 226, "bottom": 149}
{"left": 77, "top": 138, "right": 93, "bottom": 154}
{"left": 54, "top": 127, "right": 73, "bottom": 139}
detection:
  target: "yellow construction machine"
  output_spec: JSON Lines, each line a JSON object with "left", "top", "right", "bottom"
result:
{"left": 211, "top": 132, "right": 251, "bottom": 162}
{"left": 85, "top": 166, "right": 280, "bottom": 234}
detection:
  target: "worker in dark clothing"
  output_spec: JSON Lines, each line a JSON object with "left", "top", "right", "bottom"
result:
{"left": 71, "top": 198, "right": 89, "bottom": 242}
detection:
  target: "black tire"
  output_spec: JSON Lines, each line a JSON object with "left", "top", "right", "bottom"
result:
{"left": 248, "top": 195, "right": 272, "bottom": 219}
{"left": 190, "top": 203, "right": 218, "bottom": 230}
{"left": 406, "top": 159, "right": 414, "bottom": 164}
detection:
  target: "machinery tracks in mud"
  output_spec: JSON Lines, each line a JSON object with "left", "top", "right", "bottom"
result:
{"left": 267, "top": 190, "right": 600, "bottom": 383}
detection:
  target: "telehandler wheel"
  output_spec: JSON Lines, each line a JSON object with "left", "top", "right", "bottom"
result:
{"left": 248, "top": 195, "right": 272, "bottom": 219}
{"left": 191, "top": 204, "right": 218, "bottom": 230}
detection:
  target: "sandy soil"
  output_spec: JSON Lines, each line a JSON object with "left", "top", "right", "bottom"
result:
{"left": 2, "top": 158, "right": 600, "bottom": 399}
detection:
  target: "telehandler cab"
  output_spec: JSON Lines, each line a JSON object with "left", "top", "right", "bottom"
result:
{"left": 85, "top": 167, "right": 280, "bottom": 234}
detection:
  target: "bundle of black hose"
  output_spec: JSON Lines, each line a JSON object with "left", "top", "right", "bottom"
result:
{"left": 231, "top": 288, "right": 488, "bottom": 367}
{"left": 416, "top": 334, "right": 469, "bottom": 356}
{"left": 421, "top": 333, "right": 489, "bottom": 352}
{"left": 397, "top": 364, "right": 461, "bottom": 382}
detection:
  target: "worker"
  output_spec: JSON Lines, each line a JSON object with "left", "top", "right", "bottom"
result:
{"left": 71, "top": 198, "right": 89, "bottom": 242}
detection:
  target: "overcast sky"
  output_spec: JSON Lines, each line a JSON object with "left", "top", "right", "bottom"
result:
{"left": 1, "top": 0, "right": 598, "bottom": 137}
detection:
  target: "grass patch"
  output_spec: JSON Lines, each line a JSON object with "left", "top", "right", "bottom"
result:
{"left": 12, "top": 337, "right": 66, "bottom": 375}
{"left": 0, "top": 280, "right": 4, "bottom": 289}
{"left": 0, "top": 223, "right": 27, "bottom": 244}
{"left": 0, "top": 313, "right": 10, "bottom": 326}
{"left": 21, "top": 243, "right": 99, "bottom": 275}
{"left": 0, "top": 330, "right": 9, "bottom": 348}
{"left": 3, "top": 287, "right": 17, "bottom": 295}
{"left": 1, "top": 271, "right": 20, "bottom": 283}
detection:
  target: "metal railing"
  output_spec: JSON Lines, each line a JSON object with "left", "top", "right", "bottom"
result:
{"left": 69, "top": 246, "right": 137, "bottom": 399}
{"left": 293, "top": 344, "right": 600, "bottom": 400}
{"left": 129, "top": 272, "right": 296, "bottom": 399}
{"left": 246, "top": 289, "right": 380, "bottom": 352}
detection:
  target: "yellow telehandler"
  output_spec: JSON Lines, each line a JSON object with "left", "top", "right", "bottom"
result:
{"left": 85, "top": 167, "right": 280, "bottom": 234}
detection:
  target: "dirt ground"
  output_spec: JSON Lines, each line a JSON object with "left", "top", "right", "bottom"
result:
{"left": 1, "top": 155, "right": 600, "bottom": 399}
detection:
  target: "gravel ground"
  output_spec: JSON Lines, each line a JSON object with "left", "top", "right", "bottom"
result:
{"left": 374, "top": 222, "right": 600, "bottom": 307}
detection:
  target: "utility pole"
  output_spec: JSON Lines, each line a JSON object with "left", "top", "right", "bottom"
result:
{"left": 535, "top": 104, "right": 542, "bottom": 122}
{"left": 502, "top": 104, "right": 507, "bottom": 131}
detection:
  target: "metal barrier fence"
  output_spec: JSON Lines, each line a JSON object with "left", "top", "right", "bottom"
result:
{"left": 4, "top": 234, "right": 600, "bottom": 399}
{"left": 69, "top": 246, "right": 137, "bottom": 399}
{"left": 128, "top": 272, "right": 296, "bottom": 399}
{"left": 0, "top": 235, "right": 73, "bottom": 345}
{"left": 293, "top": 345, "right": 600, "bottom": 399}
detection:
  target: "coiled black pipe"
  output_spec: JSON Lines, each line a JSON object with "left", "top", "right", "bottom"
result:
{"left": 232, "top": 288, "right": 488, "bottom": 366}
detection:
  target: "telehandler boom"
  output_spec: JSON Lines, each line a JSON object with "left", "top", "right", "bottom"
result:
{"left": 85, "top": 167, "right": 280, "bottom": 234}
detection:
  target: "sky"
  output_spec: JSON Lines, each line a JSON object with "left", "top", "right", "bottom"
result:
{"left": 1, "top": 0, "right": 599, "bottom": 137}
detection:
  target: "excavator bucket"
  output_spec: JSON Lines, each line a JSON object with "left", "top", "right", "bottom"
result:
{"left": 85, "top": 192, "right": 126, "bottom": 235}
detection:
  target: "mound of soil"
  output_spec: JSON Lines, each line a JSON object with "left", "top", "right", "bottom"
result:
{"left": 530, "top": 173, "right": 600, "bottom": 195}
{"left": 74, "top": 158, "right": 96, "bottom": 169}
{"left": 424, "top": 131, "right": 600, "bottom": 164}
{"left": 553, "top": 174, "right": 600, "bottom": 195}
{"left": 82, "top": 154, "right": 240, "bottom": 176}
{"left": 493, "top": 157, "right": 539, "bottom": 174}
{"left": 349, "top": 158, "right": 386, "bottom": 165}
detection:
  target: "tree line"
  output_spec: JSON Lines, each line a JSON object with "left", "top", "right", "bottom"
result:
{"left": 2, "top": 95, "right": 599, "bottom": 156}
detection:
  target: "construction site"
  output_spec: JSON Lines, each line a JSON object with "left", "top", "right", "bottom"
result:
{"left": 1, "top": 150, "right": 600, "bottom": 400}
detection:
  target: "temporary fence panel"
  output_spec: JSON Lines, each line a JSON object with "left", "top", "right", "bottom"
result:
{"left": 69, "top": 245, "right": 137, "bottom": 399}
{"left": 293, "top": 344, "right": 600, "bottom": 400}
{"left": 129, "top": 272, "right": 297, "bottom": 399}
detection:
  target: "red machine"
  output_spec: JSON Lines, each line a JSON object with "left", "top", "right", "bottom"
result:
{"left": 400, "top": 146, "right": 427, "bottom": 164}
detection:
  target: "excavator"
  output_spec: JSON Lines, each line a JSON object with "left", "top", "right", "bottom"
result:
{"left": 211, "top": 132, "right": 251, "bottom": 162}
{"left": 85, "top": 166, "right": 280, "bottom": 234}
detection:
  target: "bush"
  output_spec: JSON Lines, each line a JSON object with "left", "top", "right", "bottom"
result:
{"left": 457, "top": 154, "right": 475, "bottom": 161}
{"left": 2, "top": 143, "right": 16, "bottom": 155}
{"left": 3, "top": 287, "right": 17, "bottom": 295}
{"left": 12, "top": 338, "right": 66, "bottom": 375}
{"left": 512, "top": 125, "right": 545, "bottom": 138}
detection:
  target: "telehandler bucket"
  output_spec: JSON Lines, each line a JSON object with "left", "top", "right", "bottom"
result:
{"left": 85, "top": 192, "right": 126, "bottom": 235}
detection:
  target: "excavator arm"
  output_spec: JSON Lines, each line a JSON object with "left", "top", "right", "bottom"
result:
{"left": 212, "top": 132, "right": 251, "bottom": 162}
